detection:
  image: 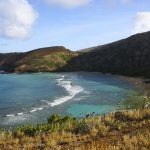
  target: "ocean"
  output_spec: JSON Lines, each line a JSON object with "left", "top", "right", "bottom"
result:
{"left": 0, "top": 72, "right": 137, "bottom": 129}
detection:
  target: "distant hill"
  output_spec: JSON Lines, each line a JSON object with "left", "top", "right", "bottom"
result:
{"left": 59, "top": 31, "right": 150, "bottom": 78}
{"left": 1, "top": 31, "right": 150, "bottom": 78}
{"left": 0, "top": 46, "right": 77, "bottom": 72}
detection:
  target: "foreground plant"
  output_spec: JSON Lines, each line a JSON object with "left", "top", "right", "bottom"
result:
{"left": 0, "top": 107, "right": 150, "bottom": 150}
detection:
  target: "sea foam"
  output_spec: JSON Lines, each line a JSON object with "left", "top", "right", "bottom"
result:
{"left": 49, "top": 76, "right": 84, "bottom": 106}
{"left": 1, "top": 75, "right": 84, "bottom": 118}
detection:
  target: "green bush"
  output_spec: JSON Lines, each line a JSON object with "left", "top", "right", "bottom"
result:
{"left": 47, "top": 114, "right": 61, "bottom": 124}
{"left": 16, "top": 125, "right": 37, "bottom": 136}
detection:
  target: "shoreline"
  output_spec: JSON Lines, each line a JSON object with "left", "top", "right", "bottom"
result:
{"left": 117, "top": 75, "right": 150, "bottom": 96}
{"left": 1, "top": 71, "right": 149, "bottom": 95}
{"left": 0, "top": 72, "right": 149, "bottom": 127}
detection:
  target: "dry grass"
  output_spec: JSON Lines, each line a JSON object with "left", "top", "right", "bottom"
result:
{"left": 0, "top": 108, "right": 150, "bottom": 150}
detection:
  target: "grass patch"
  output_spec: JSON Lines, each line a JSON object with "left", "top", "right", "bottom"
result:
{"left": 0, "top": 107, "right": 150, "bottom": 149}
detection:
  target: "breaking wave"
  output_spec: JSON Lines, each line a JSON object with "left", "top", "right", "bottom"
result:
{"left": 1, "top": 75, "right": 84, "bottom": 118}
{"left": 44, "top": 76, "right": 84, "bottom": 106}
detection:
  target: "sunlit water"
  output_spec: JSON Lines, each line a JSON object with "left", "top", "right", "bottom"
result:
{"left": 0, "top": 72, "right": 137, "bottom": 129}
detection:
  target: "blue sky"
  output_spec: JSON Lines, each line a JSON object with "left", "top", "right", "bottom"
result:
{"left": 0, "top": 0, "right": 150, "bottom": 53}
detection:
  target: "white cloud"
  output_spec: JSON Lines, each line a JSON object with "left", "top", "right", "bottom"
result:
{"left": 45, "top": 0, "right": 91, "bottom": 8}
{"left": 132, "top": 12, "right": 150, "bottom": 34}
{"left": 0, "top": 0, "right": 38, "bottom": 39}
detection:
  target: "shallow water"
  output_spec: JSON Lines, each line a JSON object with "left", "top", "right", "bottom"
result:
{"left": 0, "top": 72, "right": 137, "bottom": 129}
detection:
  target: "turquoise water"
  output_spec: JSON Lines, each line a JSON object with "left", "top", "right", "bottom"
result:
{"left": 67, "top": 104, "right": 116, "bottom": 117}
{"left": 0, "top": 72, "right": 137, "bottom": 129}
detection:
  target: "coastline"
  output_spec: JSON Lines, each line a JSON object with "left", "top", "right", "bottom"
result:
{"left": 0, "top": 72, "right": 150, "bottom": 149}
{"left": 116, "top": 75, "right": 150, "bottom": 96}
{"left": 1, "top": 70, "right": 149, "bottom": 95}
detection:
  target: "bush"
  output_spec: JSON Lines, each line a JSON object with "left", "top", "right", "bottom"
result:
{"left": 47, "top": 114, "right": 61, "bottom": 124}
{"left": 75, "top": 121, "right": 90, "bottom": 134}
{"left": 16, "top": 125, "right": 37, "bottom": 136}
{"left": 61, "top": 115, "right": 75, "bottom": 123}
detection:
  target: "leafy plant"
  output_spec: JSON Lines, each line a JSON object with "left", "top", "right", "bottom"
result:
{"left": 47, "top": 114, "right": 62, "bottom": 123}
{"left": 16, "top": 125, "right": 37, "bottom": 136}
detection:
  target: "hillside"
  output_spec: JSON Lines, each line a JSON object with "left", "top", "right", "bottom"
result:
{"left": 59, "top": 31, "right": 150, "bottom": 78}
{"left": 1, "top": 31, "right": 150, "bottom": 78}
{"left": 0, "top": 46, "right": 77, "bottom": 72}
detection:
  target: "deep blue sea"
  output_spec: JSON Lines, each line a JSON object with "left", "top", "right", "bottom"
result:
{"left": 0, "top": 72, "right": 137, "bottom": 129}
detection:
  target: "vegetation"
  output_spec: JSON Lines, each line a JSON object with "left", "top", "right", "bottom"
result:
{"left": 16, "top": 52, "right": 77, "bottom": 72}
{"left": 0, "top": 46, "right": 78, "bottom": 73}
{"left": 0, "top": 93, "right": 150, "bottom": 149}
{"left": 119, "top": 91, "right": 150, "bottom": 109}
{"left": 0, "top": 105, "right": 150, "bottom": 149}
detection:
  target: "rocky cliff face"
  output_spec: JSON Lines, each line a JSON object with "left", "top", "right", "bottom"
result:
{"left": 1, "top": 31, "right": 150, "bottom": 77}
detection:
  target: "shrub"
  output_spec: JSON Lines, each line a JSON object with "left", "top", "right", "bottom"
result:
{"left": 47, "top": 114, "right": 61, "bottom": 124}
{"left": 75, "top": 121, "right": 90, "bottom": 134}
{"left": 16, "top": 125, "right": 36, "bottom": 136}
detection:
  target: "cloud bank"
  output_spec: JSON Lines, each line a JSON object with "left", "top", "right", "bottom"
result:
{"left": 132, "top": 12, "right": 150, "bottom": 34}
{"left": 45, "top": 0, "right": 91, "bottom": 8}
{"left": 0, "top": 0, "right": 38, "bottom": 39}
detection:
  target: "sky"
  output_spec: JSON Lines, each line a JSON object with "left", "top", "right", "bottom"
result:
{"left": 0, "top": 0, "right": 150, "bottom": 53}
